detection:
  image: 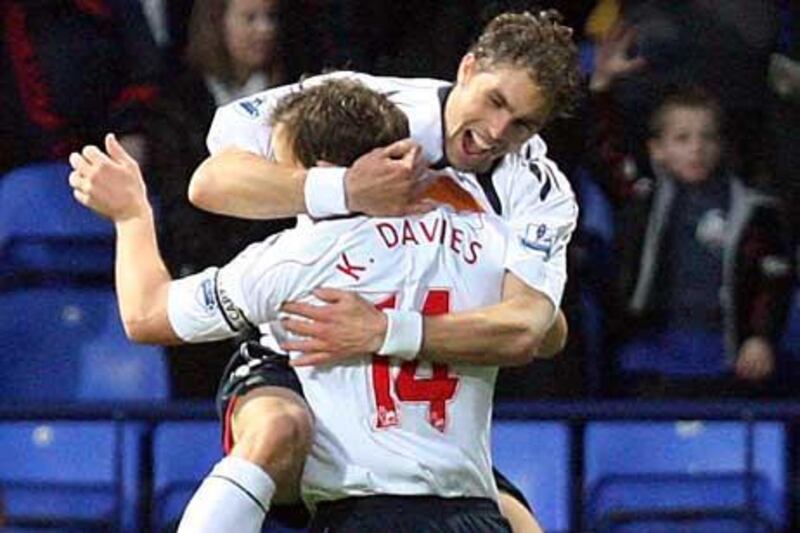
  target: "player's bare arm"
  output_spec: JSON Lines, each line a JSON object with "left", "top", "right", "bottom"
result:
{"left": 282, "top": 272, "right": 565, "bottom": 368}
{"left": 418, "top": 273, "right": 560, "bottom": 366}
{"left": 189, "top": 147, "right": 309, "bottom": 219}
{"left": 69, "top": 134, "right": 180, "bottom": 345}
{"left": 189, "top": 139, "right": 430, "bottom": 219}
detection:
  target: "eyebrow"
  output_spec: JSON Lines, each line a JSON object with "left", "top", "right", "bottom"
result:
{"left": 493, "top": 88, "right": 540, "bottom": 126}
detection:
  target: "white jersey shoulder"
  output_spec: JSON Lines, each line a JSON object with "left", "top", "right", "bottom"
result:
{"left": 207, "top": 71, "right": 449, "bottom": 163}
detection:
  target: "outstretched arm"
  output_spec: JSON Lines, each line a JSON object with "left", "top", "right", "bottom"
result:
{"left": 281, "top": 272, "right": 566, "bottom": 368}
{"left": 69, "top": 134, "right": 179, "bottom": 345}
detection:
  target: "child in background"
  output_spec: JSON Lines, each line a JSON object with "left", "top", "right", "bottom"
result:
{"left": 610, "top": 87, "right": 793, "bottom": 396}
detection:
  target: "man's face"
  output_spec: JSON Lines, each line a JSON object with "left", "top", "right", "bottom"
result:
{"left": 648, "top": 107, "right": 721, "bottom": 184}
{"left": 443, "top": 54, "right": 552, "bottom": 173}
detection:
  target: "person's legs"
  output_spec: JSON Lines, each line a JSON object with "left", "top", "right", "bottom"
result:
{"left": 178, "top": 344, "right": 313, "bottom": 532}
{"left": 230, "top": 387, "right": 313, "bottom": 504}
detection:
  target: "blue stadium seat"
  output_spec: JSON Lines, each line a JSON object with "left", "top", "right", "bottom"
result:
{"left": 0, "top": 162, "right": 113, "bottom": 285}
{"left": 0, "top": 286, "right": 168, "bottom": 403}
{"left": 492, "top": 421, "right": 571, "bottom": 532}
{"left": 0, "top": 421, "right": 125, "bottom": 530}
{"left": 584, "top": 421, "right": 786, "bottom": 531}
{"left": 152, "top": 421, "right": 222, "bottom": 532}
{"left": 76, "top": 289, "right": 169, "bottom": 402}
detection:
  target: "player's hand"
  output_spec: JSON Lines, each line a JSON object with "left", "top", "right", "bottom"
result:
{"left": 344, "top": 139, "right": 433, "bottom": 217}
{"left": 280, "top": 288, "right": 388, "bottom": 367}
{"left": 735, "top": 336, "right": 775, "bottom": 382}
{"left": 68, "top": 133, "right": 150, "bottom": 222}
{"left": 590, "top": 23, "right": 646, "bottom": 92}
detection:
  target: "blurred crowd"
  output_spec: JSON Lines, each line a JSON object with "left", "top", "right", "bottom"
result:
{"left": 1, "top": 0, "right": 798, "bottom": 401}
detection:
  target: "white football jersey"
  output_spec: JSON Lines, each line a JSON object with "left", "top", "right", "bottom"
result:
{"left": 207, "top": 71, "right": 578, "bottom": 311}
{"left": 167, "top": 207, "right": 520, "bottom": 505}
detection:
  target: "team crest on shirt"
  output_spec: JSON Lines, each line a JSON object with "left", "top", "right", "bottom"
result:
{"left": 198, "top": 278, "right": 217, "bottom": 312}
{"left": 236, "top": 96, "right": 265, "bottom": 119}
{"left": 520, "top": 223, "right": 559, "bottom": 259}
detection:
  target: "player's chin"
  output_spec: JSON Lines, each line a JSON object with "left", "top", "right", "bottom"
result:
{"left": 449, "top": 150, "right": 494, "bottom": 174}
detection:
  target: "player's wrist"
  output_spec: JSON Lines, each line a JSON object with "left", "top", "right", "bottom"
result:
{"left": 115, "top": 203, "right": 154, "bottom": 228}
{"left": 304, "top": 167, "right": 349, "bottom": 218}
{"left": 377, "top": 310, "right": 423, "bottom": 361}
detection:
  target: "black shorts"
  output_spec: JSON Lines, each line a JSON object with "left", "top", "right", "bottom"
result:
{"left": 215, "top": 340, "right": 310, "bottom": 528}
{"left": 492, "top": 467, "right": 532, "bottom": 511}
{"left": 309, "top": 495, "right": 512, "bottom": 533}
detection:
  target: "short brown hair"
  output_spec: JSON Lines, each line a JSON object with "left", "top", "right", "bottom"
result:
{"left": 271, "top": 79, "right": 409, "bottom": 168}
{"left": 649, "top": 86, "right": 723, "bottom": 139}
{"left": 469, "top": 10, "right": 582, "bottom": 120}
{"left": 186, "top": 0, "right": 285, "bottom": 85}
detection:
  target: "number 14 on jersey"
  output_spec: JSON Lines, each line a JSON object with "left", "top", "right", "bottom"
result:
{"left": 371, "top": 290, "right": 459, "bottom": 432}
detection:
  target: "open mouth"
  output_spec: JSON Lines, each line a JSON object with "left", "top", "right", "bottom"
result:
{"left": 462, "top": 130, "right": 495, "bottom": 158}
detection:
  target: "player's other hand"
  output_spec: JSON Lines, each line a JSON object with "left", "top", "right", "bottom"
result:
{"left": 68, "top": 133, "right": 150, "bottom": 222}
{"left": 590, "top": 23, "right": 646, "bottom": 93}
{"left": 735, "top": 336, "right": 775, "bottom": 382}
{"left": 344, "top": 138, "right": 434, "bottom": 217}
{"left": 280, "top": 288, "right": 388, "bottom": 367}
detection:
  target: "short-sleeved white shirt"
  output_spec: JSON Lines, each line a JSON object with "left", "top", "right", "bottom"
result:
{"left": 207, "top": 71, "right": 577, "bottom": 311}
{"left": 168, "top": 207, "right": 519, "bottom": 505}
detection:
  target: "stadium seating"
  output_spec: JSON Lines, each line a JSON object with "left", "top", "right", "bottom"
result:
{"left": 0, "top": 286, "right": 168, "bottom": 403}
{"left": 0, "top": 421, "right": 124, "bottom": 530}
{"left": 76, "top": 288, "right": 169, "bottom": 402}
{"left": 0, "top": 162, "right": 114, "bottom": 286}
{"left": 492, "top": 420, "right": 572, "bottom": 532}
{"left": 584, "top": 421, "right": 786, "bottom": 532}
{"left": 151, "top": 421, "right": 222, "bottom": 532}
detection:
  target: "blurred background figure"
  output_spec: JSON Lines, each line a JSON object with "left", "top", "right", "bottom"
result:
{"left": 144, "top": 0, "right": 295, "bottom": 399}
{"left": 0, "top": 0, "right": 160, "bottom": 174}
{"left": 598, "top": 85, "right": 793, "bottom": 396}
{"left": 584, "top": 0, "right": 781, "bottom": 192}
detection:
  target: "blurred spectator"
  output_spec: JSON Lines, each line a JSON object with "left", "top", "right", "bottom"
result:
{"left": 144, "top": 0, "right": 294, "bottom": 399}
{"left": 585, "top": 0, "right": 781, "bottom": 191}
{"left": 138, "top": 0, "right": 195, "bottom": 65}
{"left": 769, "top": 1, "right": 800, "bottom": 259}
{"left": 0, "top": 0, "right": 160, "bottom": 175}
{"left": 598, "top": 86, "right": 794, "bottom": 397}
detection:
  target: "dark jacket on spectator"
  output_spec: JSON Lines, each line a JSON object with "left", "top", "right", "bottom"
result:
{"left": 614, "top": 170, "right": 793, "bottom": 361}
{"left": 0, "top": 0, "right": 160, "bottom": 173}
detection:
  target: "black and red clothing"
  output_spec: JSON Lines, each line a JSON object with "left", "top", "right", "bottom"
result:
{"left": 0, "top": 0, "right": 160, "bottom": 174}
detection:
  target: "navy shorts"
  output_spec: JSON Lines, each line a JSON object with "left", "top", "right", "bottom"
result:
{"left": 310, "top": 495, "right": 512, "bottom": 532}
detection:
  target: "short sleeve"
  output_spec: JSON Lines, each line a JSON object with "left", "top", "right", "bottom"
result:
{"left": 167, "top": 230, "right": 339, "bottom": 343}
{"left": 495, "top": 142, "right": 579, "bottom": 309}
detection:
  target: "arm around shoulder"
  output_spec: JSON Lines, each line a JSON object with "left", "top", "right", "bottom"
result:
{"left": 189, "top": 148, "right": 309, "bottom": 219}
{"left": 419, "top": 273, "right": 561, "bottom": 366}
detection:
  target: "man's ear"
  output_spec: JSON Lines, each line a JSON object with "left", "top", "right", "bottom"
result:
{"left": 456, "top": 53, "right": 478, "bottom": 85}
